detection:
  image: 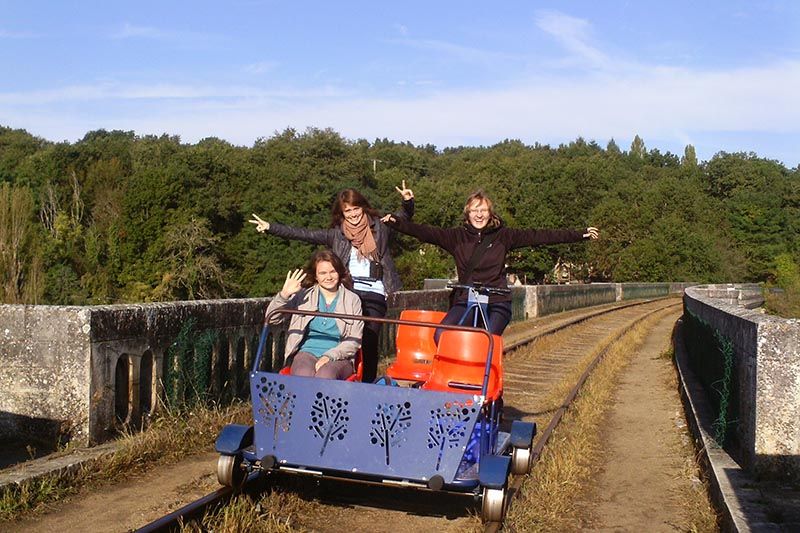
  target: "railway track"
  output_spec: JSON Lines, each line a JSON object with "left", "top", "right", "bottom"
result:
{"left": 137, "top": 297, "right": 681, "bottom": 532}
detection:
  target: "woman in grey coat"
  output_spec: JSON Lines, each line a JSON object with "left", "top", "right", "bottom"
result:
{"left": 266, "top": 250, "right": 363, "bottom": 379}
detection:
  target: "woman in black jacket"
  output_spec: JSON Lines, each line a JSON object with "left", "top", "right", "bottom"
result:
{"left": 249, "top": 183, "right": 414, "bottom": 382}
{"left": 383, "top": 190, "right": 598, "bottom": 337}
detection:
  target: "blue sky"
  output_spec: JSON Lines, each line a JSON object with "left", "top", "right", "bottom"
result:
{"left": 1, "top": 1, "right": 799, "bottom": 167}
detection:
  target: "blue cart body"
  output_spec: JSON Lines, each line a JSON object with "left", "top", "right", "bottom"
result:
{"left": 249, "top": 371, "right": 491, "bottom": 487}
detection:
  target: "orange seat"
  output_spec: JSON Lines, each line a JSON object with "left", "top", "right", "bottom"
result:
{"left": 386, "top": 310, "right": 447, "bottom": 382}
{"left": 420, "top": 331, "right": 503, "bottom": 401}
{"left": 279, "top": 349, "right": 363, "bottom": 382}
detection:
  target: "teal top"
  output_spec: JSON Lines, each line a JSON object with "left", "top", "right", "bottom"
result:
{"left": 298, "top": 292, "right": 340, "bottom": 358}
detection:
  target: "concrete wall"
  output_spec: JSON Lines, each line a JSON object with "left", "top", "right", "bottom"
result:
{"left": 1, "top": 299, "right": 269, "bottom": 446}
{"left": 683, "top": 284, "right": 800, "bottom": 481}
{"left": 0, "top": 306, "right": 92, "bottom": 444}
{"left": 1, "top": 283, "right": 680, "bottom": 447}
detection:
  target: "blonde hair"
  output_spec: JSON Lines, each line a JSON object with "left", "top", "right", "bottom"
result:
{"left": 462, "top": 190, "right": 501, "bottom": 228}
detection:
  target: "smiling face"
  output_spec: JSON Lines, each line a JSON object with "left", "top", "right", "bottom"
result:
{"left": 467, "top": 199, "right": 491, "bottom": 230}
{"left": 342, "top": 202, "right": 364, "bottom": 226}
{"left": 315, "top": 260, "right": 340, "bottom": 292}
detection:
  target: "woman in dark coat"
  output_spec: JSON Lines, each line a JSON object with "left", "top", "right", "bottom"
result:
{"left": 383, "top": 189, "right": 598, "bottom": 337}
{"left": 250, "top": 182, "right": 414, "bottom": 382}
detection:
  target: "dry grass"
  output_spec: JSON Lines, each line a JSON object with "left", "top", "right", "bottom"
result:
{"left": 0, "top": 401, "right": 250, "bottom": 523}
{"left": 661, "top": 348, "right": 720, "bottom": 532}
{"left": 182, "top": 477, "right": 332, "bottom": 532}
{"left": 764, "top": 287, "right": 800, "bottom": 318}
{"left": 182, "top": 490, "right": 309, "bottom": 533}
{"left": 504, "top": 309, "right": 685, "bottom": 531}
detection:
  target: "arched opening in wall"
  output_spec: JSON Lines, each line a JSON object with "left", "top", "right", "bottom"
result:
{"left": 140, "top": 350, "right": 153, "bottom": 417}
{"left": 236, "top": 337, "right": 247, "bottom": 398}
{"left": 114, "top": 355, "right": 130, "bottom": 424}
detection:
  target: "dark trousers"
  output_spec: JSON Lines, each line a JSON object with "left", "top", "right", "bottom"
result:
{"left": 354, "top": 290, "right": 388, "bottom": 383}
{"left": 435, "top": 300, "right": 513, "bottom": 343}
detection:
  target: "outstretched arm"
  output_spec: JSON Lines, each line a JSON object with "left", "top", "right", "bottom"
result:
{"left": 506, "top": 226, "right": 600, "bottom": 249}
{"left": 381, "top": 214, "right": 457, "bottom": 253}
{"left": 249, "top": 213, "right": 335, "bottom": 246}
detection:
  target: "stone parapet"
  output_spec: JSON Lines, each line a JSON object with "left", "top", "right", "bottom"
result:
{"left": 1, "top": 283, "right": 682, "bottom": 448}
{"left": 683, "top": 284, "right": 799, "bottom": 481}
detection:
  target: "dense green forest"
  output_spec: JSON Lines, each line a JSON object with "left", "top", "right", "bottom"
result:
{"left": 0, "top": 125, "right": 798, "bottom": 305}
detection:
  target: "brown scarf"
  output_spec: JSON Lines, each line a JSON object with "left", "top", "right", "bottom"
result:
{"left": 343, "top": 215, "right": 377, "bottom": 260}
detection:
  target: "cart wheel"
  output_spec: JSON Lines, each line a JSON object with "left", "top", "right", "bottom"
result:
{"left": 217, "top": 454, "right": 245, "bottom": 488}
{"left": 511, "top": 445, "right": 533, "bottom": 475}
{"left": 481, "top": 486, "right": 506, "bottom": 522}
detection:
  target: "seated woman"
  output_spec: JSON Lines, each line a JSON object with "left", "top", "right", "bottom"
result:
{"left": 266, "top": 250, "right": 363, "bottom": 379}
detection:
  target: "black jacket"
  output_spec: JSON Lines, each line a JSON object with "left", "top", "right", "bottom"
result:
{"left": 267, "top": 199, "right": 414, "bottom": 294}
{"left": 386, "top": 217, "right": 588, "bottom": 303}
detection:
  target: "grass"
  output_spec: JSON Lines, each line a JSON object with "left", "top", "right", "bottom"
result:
{"left": 0, "top": 400, "right": 250, "bottom": 523}
{"left": 182, "top": 486, "right": 320, "bottom": 533}
{"left": 504, "top": 308, "right": 719, "bottom": 532}
{"left": 764, "top": 286, "right": 800, "bottom": 318}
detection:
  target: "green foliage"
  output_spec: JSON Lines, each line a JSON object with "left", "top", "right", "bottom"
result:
{"left": 0, "top": 124, "right": 797, "bottom": 303}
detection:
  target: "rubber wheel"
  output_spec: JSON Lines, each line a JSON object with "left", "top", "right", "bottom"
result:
{"left": 217, "top": 454, "right": 245, "bottom": 488}
{"left": 511, "top": 445, "right": 533, "bottom": 475}
{"left": 481, "top": 486, "right": 506, "bottom": 522}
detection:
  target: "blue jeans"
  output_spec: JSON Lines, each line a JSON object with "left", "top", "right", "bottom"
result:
{"left": 434, "top": 300, "right": 513, "bottom": 343}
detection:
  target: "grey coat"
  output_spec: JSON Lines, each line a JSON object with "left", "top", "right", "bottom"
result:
{"left": 266, "top": 199, "right": 414, "bottom": 294}
{"left": 265, "top": 285, "right": 363, "bottom": 363}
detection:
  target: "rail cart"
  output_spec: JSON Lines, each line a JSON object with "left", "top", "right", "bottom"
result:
{"left": 214, "top": 298, "right": 536, "bottom": 523}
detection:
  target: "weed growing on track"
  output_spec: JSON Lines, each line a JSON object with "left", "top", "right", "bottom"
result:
{"left": 181, "top": 492, "right": 302, "bottom": 533}
{"left": 504, "top": 308, "right": 716, "bottom": 532}
{"left": 0, "top": 401, "right": 250, "bottom": 523}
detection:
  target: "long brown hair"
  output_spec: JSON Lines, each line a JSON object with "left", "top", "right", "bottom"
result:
{"left": 301, "top": 249, "right": 353, "bottom": 289}
{"left": 330, "top": 189, "right": 380, "bottom": 228}
{"left": 462, "top": 190, "right": 501, "bottom": 228}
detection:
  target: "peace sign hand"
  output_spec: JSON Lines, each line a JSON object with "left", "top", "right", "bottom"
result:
{"left": 248, "top": 213, "right": 270, "bottom": 233}
{"left": 280, "top": 269, "right": 307, "bottom": 299}
{"left": 395, "top": 180, "right": 414, "bottom": 201}
{"left": 583, "top": 227, "right": 600, "bottom": 240}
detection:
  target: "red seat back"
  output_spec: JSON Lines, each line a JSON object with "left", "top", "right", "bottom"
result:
{"left": 386, "top": 310, "right": 446, "bottom": 382}
{"left": 421, "top": 330, "right": 503, "bottom": 400}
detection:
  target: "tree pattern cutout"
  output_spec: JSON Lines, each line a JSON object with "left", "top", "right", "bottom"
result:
{"left": 369, "top": 401, "right": 413, "bottom": 465}
{"left": 309, "top": 392, "right": 350, "bottom": 456}
{"left": 257, "top": 378, "right": 296, "bottom": 450}
{"left": 427, "top": 400, "right": 477, "bottom": 471}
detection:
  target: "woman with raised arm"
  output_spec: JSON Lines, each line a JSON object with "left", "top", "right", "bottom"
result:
{"left": 265, "top": 250, "right": 363, "bottom": 379}
{"left": 383, "top": 190, "right": 599, "bottom": 337}
{"left": 250, "top": 182, "right": 414, "bottom": 383}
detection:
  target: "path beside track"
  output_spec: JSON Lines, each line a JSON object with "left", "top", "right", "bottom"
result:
{"left": 581, "top": 309, "right": 714, "bottom": 531}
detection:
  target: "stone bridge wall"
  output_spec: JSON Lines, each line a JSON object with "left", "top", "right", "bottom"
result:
{"left": 683, "top": 284, "right": 800, "bottom": 481}
{"left": 1, "top": 283, "right": 681, "bottom": 446}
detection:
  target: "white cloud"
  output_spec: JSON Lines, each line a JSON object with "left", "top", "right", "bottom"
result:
{"left": 243, "top": 61, "right": 279, "bottom": 75}
{"left": 109, "top": 22, "right": 220, "bottom": 46}
{"left": 535, "top": 10, "right": 612, "bottom": 70}
{"left": 0, "top": 29, "right": 37, "bottom": 38}
{"left": 389, "top": 37, "right": 513, "bottom": 65}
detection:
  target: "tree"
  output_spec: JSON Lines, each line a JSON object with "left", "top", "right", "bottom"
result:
{"left": 0, "top": 183, "right": 37, "bottom": 302}
{"left": 630, "top": 135, "right": 646, "bottom": 159}
{"left": 682, "top": 145, "right": 698, "bottom": 167}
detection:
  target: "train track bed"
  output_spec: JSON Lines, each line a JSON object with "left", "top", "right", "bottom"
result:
{"left": 6, "top": 298, "right": 714, "bottom": 532}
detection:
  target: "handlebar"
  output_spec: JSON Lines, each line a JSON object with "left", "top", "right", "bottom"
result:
{"left": 446, "top": 282, "right": 511, "bottom": 296}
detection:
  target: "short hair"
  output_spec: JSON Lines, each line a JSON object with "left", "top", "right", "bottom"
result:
{"left": 330, "top": 189, "right": 380, "bottom": 228}
{"left": 302, "top": 249, "right": 353, "bottom": 289}
{"left": 462, "top": 190, "right": 501, "bottom": 228}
